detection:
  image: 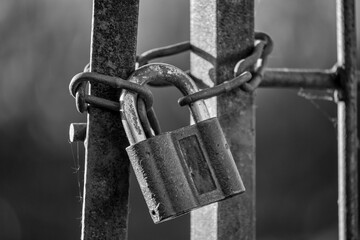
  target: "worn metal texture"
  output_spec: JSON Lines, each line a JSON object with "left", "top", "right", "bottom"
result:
{"left": 126, "top": 117, "right": 245, "bottom": 223}
{"left": 262, "top": 68, "right": 339, "bottom": 89}
{"left": 120, "top": 63, "right": 210, "bottom": 145}
{"left": 81, "top": 0, "right": 139, "bottom": 239}
{"left": 137, "top": 41, "right": 191, "bottom": 67}
{"left": 190, "top": 0, "right": 255, "bottom": 239}
{"left": 136, "top": 32, "right": 272, "bottom": 92}
{"left": 336, "top": 0, "right": 358, "bottom": 239}
{"left": 178, "top": 71, "right": 252, "bottom": 106}
{"left": 120, "top": 62, "right": 244, "bottom": 224}
{"left": 70, "top": 71, "right": 154, "bottom": 113}
{"left": 262, "top": 69, "right": 360, "bottom": 90}
{"left": 235, "top": 32, "right": 273, "bottom": 92}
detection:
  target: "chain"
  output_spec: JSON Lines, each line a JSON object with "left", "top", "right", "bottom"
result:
{"left": 235, "top": 32, "right": 273, "bottom": 92}
{"left": 69, "top": 70, "right": 153, "bottom": 113}
{"left": 178, "top": 72, "right": 252, "bottom": 106}
{"left": 136, "top": 32, "right": 273, "bottom": 105}
{"left": 137, "top": 41, "right": 191, "bottom": 68}
{"left": 69, "top": 66, "right": 161, "bottom": 137}
{"left": 70, "top": 32, "right": 272, "bottom": 136}
{"left": 179, "top": 32, "right": 273, "bottom": 105}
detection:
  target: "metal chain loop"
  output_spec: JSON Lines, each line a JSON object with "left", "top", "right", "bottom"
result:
{"left": 235, "top": 32, "right": 273, "bottom": 92}
{"left": 178, "top": 71, "right": 252, "bottom": 106}
{"left": 69, "top": 67, "right": 161, "bottom": 136}
{"left": 70, "top": 32, "right": 272, "bottom": 137}
{"left": 69, "top": 71, "right": 154, "bottom": 113}
{"left": 136, "top": 32, "right": 273, "bottom": 105}
{"left": 136, "top": 42, "right": 192, "bottom": 87}
{"left": 137, "top": 41, "right": 191, "bottom": 68}
{"left": 178, "top": 32, "right": 273, "bottom": 105}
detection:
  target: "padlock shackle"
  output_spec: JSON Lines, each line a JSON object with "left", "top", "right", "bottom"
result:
{"left": 120, "top": 63, "right": 210, "bottom": 145}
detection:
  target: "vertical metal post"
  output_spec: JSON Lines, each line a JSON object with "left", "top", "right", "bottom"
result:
{"left": 81, "top": 0, "right": 139, "bottom": 239}
{"left": 190, "top": 1, "right": 255, "bottom": 239}
{"left": 336, "top": 0, "right": 358, "bottom": 239}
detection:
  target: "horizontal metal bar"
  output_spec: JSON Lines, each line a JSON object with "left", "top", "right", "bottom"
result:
{"left": 261, "top": 68, "right": 360, "bottom": 90}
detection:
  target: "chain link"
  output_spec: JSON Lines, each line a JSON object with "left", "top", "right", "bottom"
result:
{"left": 137, "top": 41, "right": 191, "bottom": 68}
{"left": 69, "top": 71, "right": 154, "bottom": 113}
{"left": 178, "top": 71, "right": 252, "bottom": 106}
{"left": 69, "top": 66, "right": 161, "bottom": 136}
{"left": 235, "top": 32, "right": 273, "bottom": 92}
{"left": 178, "top": 32, "right": 273, "bottom": 105}
{"left": 135, "top": 32, "right": 273, "bottom": 105}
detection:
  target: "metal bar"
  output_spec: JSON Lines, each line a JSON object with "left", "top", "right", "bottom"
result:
{"left": 81, "top": 1, "right": 139, "bottom": 239}
{"left": 190, "top": 0, "right": 255, "bottom": 239}
{"left": 336, "top": 0, "right": 358, "bottom": 240}
{"left": 262, "top": 69, "right": 360, "bottom": 90}
{"left": 262, "top": 68, "right": 339, "bottom": 89}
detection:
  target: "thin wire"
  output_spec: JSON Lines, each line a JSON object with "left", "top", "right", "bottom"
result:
{"left": 69, "top": 141, "right": 83, "bottom": 202}
{"left": 297, "top": 89, "right": 337, "bottom": 128}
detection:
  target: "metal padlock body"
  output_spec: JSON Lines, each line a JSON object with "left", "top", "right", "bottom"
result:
{"left": 127, "top": 117, "right": 244, "bottom": 223}
{"left": 120, "top": 63, "right": 245, "bottom": 224}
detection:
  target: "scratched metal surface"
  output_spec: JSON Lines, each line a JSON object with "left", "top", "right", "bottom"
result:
{"left": 81, "top": 0, "right": 139, "bottom": 239}
{"left": 262, "top": 69, "right": 360, "bottom": 90}
{"left": 190, "top": 0, "right": 255, "bottom": 239}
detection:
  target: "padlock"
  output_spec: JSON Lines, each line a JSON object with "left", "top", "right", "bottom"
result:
{"left": 120, "top": 63, "right": 245, "bottom": 223}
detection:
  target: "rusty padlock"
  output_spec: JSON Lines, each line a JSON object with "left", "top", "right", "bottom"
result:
{"left": 120, "top": 63, "right": 245, "bottom": 223}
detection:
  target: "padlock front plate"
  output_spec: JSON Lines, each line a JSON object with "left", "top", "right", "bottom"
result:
{"left": 172, "top": 117, "right": 245, "bottom": 203}
{"left": 178, "top": 134, "right": 217, "bottom": 194}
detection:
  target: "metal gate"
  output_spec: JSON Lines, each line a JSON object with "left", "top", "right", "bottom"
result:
{"left": 70, "top": 0, "right": 358, "bottom": 239}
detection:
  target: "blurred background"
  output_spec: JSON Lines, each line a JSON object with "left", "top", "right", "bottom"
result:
{"left": 0, "top": 0, "right": 359, "bottom": 239}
